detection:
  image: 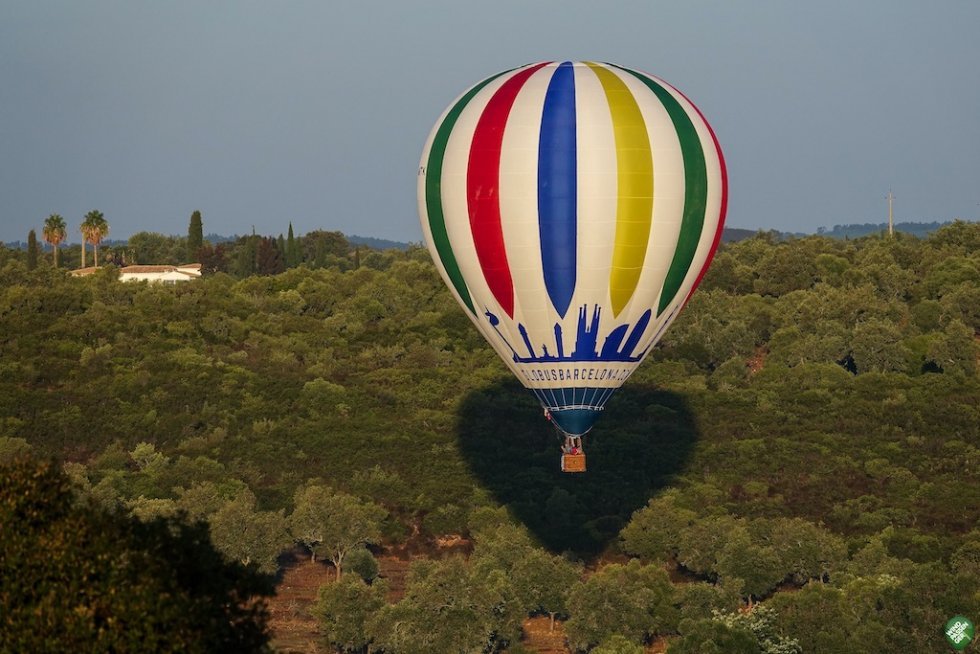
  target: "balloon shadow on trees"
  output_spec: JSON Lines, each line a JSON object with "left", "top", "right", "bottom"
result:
{"left": 457, "top": 379, "right": 698, "bottom": 557}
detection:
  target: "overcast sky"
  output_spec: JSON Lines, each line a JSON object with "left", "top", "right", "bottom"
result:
{"left": 2, "top": 1, "right": 978, "bottom": 244}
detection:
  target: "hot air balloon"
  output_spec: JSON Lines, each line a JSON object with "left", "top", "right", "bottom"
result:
{"left": 418, "top": 61, "right": 727, "bottom": 471}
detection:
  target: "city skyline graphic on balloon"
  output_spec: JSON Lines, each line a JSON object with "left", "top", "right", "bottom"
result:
{"left": 418, "top": 61, "right": 728, "bottom": 437}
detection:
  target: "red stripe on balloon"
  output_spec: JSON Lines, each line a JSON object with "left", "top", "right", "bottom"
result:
{"left": 467, "top": 63, "right": 549, "bottom": 318}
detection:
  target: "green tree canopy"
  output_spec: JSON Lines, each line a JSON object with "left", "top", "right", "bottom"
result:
{"left": 620, "top": 490, "right": 698, "bottom": 562}
{"left": 127, "top": 231, "right": 184, "bottom": 265}
{"left": 312, "top": 574, "right": 387, "bottom": 653}
{"left": 564, "top": 559, "right": 678, "bottom": 651}
{"left": 367, "top": 556, "right": 522, "bottom": 654}
{"left": 0, "top": 457, "right": 274, "bottom": 652}
{"left": 289, "top": 483, "right": 386, "bottom": 577}
{"left": 209, "top": 487, "right": 289, "bottom": 574}
{"left": 470, "top": 522, "right": 582, "bottom": 630}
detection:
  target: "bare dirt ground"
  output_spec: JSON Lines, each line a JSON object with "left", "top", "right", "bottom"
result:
{"left": 268, "top": 551, "right": 333, "bottom": 654}
{"left": 267, "top": 547, "right": 448, "bottom": 653}
{"left": 522, "top": 616, "right": 568, "bottom": 653}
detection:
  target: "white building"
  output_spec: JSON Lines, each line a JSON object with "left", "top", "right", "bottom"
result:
{"left": 118, "top": 264, "right": 202, "bottom": 284}
{"left": 72, "top": 263, "right": 202, "bottom": 284}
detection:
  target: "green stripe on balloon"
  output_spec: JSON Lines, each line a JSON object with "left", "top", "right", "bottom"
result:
{"left": 616, "top": 65, "right": 708, "bottom": 316}
{"left": 425, "top": 71, "right": 510, "bottom": 314}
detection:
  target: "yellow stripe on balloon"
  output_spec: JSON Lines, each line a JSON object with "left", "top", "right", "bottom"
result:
{"left": 585, "top": 62, "right": 654, "bottom": 317}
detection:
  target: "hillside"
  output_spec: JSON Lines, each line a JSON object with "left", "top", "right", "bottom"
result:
{"left": 1, "top": 222, "right": 978, "bottom": 652}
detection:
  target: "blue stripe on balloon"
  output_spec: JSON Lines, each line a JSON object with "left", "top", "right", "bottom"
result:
{"left": 538, "top": 61, "right": 577, "bottom": 319}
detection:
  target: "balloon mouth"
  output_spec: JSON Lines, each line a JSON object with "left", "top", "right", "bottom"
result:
{"left": 548, "top": 407, "right": 603, "bottom": 437}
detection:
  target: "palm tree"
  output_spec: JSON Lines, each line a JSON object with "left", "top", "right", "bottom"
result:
{"left": 80, "top": 210, "right": 109, "bottom": 268}
{"left": 42, "top": 214, "right": 67, "bottom": 268}
{"left": 79, "top": 221, "right": 87, "bottom": 269}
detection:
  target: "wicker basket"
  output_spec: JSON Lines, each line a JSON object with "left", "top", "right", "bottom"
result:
{"left": 561, "top": 453, "right": 586, "bottom": 473}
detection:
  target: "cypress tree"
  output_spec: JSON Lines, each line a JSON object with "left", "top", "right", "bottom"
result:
{"left": 286, "top": 223, "right": 299, "bottom": 268}
{"left": 26, "top": 229, "right": 39, "bottom": 270}
{"left": 187, "top": 211, "right": 204, "bottom": 262}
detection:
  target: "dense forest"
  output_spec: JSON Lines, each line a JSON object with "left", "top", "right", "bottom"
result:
{"left": 1, "top": 222, "right": 978, "bottom": 653}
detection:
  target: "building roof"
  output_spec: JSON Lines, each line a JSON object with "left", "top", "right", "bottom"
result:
{"left": 119, "top": 265, "right": 180, "bottom": 274}
{"left": 119, "top": 264, "right": 201, "bottom": 275}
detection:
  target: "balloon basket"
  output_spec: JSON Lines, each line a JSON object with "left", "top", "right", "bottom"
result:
{"left": 561, "top": 453, "right": 587, "bottom": 473}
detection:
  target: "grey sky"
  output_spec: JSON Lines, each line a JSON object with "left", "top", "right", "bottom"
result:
{"left": 2, "top": 1, "right": 978, "bottom": 244}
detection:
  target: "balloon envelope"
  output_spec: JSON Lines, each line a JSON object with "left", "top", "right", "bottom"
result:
{"left": 418, "top": 61, "right": 727, "bottom": 436}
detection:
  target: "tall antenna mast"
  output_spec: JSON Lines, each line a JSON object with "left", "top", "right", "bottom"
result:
{"left": 886, "top": 190, "right": 895, "bottom": 237}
